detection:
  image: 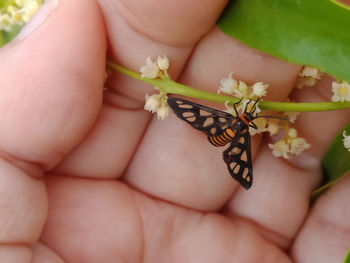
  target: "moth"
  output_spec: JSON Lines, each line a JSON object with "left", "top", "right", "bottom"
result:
{"left": 167, "top": 97, "right": 260, "bottom": 189}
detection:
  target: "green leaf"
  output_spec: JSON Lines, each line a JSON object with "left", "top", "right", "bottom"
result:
{"left": 344, "top": 248, "right": 350, "bottom": 263}
{"left": 0, "top": 26, "right": 22, "bottom": 48}
{"left": 0, "top": 31, "right": 5, "bottom": 47}
{"left": 0, "top": 0, "right": 12, "bottom": 9}
{"left": 312, "top": 123, "right": 350, "bottom": 198}
{"left": 217, "top": 0, "right": 350, "bottom": 82}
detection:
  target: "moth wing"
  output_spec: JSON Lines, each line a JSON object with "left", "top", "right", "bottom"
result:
{"left": 223, "top": 131, "right": 253, "bottom": 189}
{"left": 167, "top": 97, "right": 233, "bottom": 137}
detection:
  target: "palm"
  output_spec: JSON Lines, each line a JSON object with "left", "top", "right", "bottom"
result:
{"left": 1, "top": 0, "right": 349, "bottom": 262}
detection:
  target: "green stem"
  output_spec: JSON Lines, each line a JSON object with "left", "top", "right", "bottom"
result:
{"left": 107, "top": 60, "right": 350, "bottom": 112}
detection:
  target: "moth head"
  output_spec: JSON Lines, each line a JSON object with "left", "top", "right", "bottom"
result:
{"left": 241, "top": 98, "right": 260, "bottom": 129}
{"left": 243, "top": 112, "right": 258, "bottom": 129}
{"left": 243, "top": 112, "right": 256, "bottom": 122}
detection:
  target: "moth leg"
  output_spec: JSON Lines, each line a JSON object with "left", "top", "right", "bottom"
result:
{"left": 249, "top": 122, "right": 257, "bottom": 129}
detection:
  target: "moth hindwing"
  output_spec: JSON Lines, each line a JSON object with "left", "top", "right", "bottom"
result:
{"left": 167, "top": 97, "right": 253, "bottom": 189}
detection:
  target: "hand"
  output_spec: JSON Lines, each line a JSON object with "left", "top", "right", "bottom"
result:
{"left": 1, "top": 0, "right": 349, "bottom": 262}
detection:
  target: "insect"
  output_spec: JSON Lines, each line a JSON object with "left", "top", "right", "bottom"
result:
{"left": 167, "top": 97, "right": 260, "bottom": 189}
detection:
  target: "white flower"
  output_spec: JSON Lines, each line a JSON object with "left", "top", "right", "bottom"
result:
{"left": 267, "top": 120, "right": 280, "bottom": 135}
{"left": 22, "top": 0, "right": 40, "bottom": 22}
{"left": 343, "top": 131, "right": 350, "bottom": 152}
{"left": 284, "top": 111, "right": 299, "bottom": 122}
{"left": 23, "top": 1, "right": 40, "bottom": 22}
{"left": 140, "top": 55, "right": 170, "bottom": 79}
{"left": 217, "top": 73, "right": 269, "bottom": 100}
{"left": 295, "top": 66, "right": 322, "bottom": 89}
{"left": 144, "top": 94, "right": 161, "bottom": 113}
{"left": 269, "top": 127, "right": 310, "bottom": 159}
{"left": 140, "top": 57, "right": 159, "bottom": 79}
{"left": 0, "top": 0, "right": 41, "bottom": 31}
{"left": 156, "top": 55, "right": 169, "bottom": 71}
{"left": 235, "top": 81, "right": 248, "bottom": 98}
{"left": 144, "top": 92, "right": 169, "bottom": 120}
{"left": 0, "top": 14, "right": 12, "bottom": 31}
{"left": 15, "top": 0, "right": 26, "bottom": 7}
{"left": 249, "top": 117, "right": 267, "bottom": 136}
{"left": 218, "top": 73, "right": 238, "bottom": 95}
{"left": 156, "top": 104, "right": 169, "bottom": 120}
{"left": 289, "top": 137, "right": 310, "bottom": 155}
{"left": 7, "top": 6, "right": 24, "bottom": 25}
{"left": 331, "top": 81, "right": 350, "bottom": 102}
{"left": 295, "top": 77, "right": 317, "bottom": 89}
{"left": 287, "top": 128, "right": 297, "bottom": 138}
{"left": 299, "top": 66, "right": 322, "bottom": 79}
{"left": 269, "top": 140, "right": 290, "bottom": 159}
{"left": 251, "top": 82, "right": 268, "bottom": 97}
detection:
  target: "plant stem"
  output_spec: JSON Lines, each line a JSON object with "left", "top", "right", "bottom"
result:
{"left": 107, "top": 60, "right": 350, "bottom": 112}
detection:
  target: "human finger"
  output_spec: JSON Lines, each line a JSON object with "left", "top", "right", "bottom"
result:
{"left": 125, "top": 26, "right": 300, "bottom": 211}
{"left": 225, "top": 76, "right": 350, "bottom": 248}
{"left": 291, "top": 174, "right": 350, "bottom": 263}
{"left": 53, "top": 0, "right": 227, "bottom": 178}
{"left": 0, "top": 0, "right": 105, "bottom": 261}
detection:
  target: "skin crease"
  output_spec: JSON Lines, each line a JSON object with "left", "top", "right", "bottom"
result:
{"left": 0, "top": 0, "right": 349, "bottom": 262}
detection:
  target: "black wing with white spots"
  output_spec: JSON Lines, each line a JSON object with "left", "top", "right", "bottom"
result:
{"left": 167, "top": 97, "right": 254, "bottom": 189}
{"left": 223, "top": 130, "right": 253, "bottom": 189}
{"left": 167, "top": 97, "right": 234, "bottom": 137}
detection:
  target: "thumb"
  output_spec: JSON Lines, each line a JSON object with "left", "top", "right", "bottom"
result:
{"left": 0, "top": 0, "right": 105, "bottom": 262}
{"left": 0, "top": 0, "right": 106, "bottom": 174}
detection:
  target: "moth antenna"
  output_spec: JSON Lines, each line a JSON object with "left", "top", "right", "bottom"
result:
{"left": 230, "top": 98, "right": 243, "bottom": 117}
{"left": 250, "top": 98, "right": 261, "bottom": 114}
{"left": 233, "top": 97, "right": 244, "bottom": 106}
{"left": 254, "top": 115, "right": 292, "bottom": 123}
{"left": 243, "top": 99, "right": 252, "bottom": 113}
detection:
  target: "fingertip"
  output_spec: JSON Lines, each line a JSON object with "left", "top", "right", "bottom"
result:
{"left": 180, "top": 27, "right": 301, "bottom": 100}
{"left": 0, "top": 0, "right": 106, "bottom": 169}
{"left": 291, "top": 175, "right": 350, "bottom": 263}
{"left": 106, "top": 0, "right": 227, "bottom": 46}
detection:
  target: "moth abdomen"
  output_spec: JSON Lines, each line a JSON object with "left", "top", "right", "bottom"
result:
{"left": 208, "top": 128, "right": 236, "bottom": 147}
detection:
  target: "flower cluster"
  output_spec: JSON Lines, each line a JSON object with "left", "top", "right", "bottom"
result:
{"left": 0, "top": 0, "right": 41, "bottom": 32}
{"left": 219, "top": 73, "right": 272, "bottom": 136}
{"left": 140, "top": 56, "right": 170, "bottom": 120}
{"left": 218, "top": 72, "right": 268, "bottom": 99}
{"left": 268, "top": 128, "right": 310, "bottom": 159}
{"left": 343, "top": 131, "right": 350, "bottom": 152}
{"left": 295, "top": 66, "right": 350, "bottom": 103}
{"left": 331, "top": 81, "right": 350, "bottom": 102}
{"left": 264, "top": 110, "right": 298, "bottom": 136}
{"left": 218, "top": 72, "right": 310, "bottom": 158}
{"left": 140, "top": 56, "right": 169, "bottom": 79}
{"left": 144, "top": 92, "right": 169, "bottom": 120}
{"left": 283, "top": 111, "right": 299, "bottom": 122}
{"left": 295, "top": 66, "right": 322, "bottom": 89}
{"left": 219, "top": 73, "right": 268, "bottom": 120}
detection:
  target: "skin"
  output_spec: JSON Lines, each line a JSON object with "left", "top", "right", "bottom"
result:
{"left": 0, "top": 0, "right": 349, "bottom": 262}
